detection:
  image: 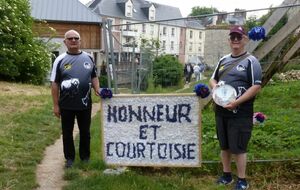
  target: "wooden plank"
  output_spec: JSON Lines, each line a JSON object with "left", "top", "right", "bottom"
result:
{"left": 247, "top": 0, "right": 297, "bottom": 53}
{"left": 282, "top": 37, "right": 300, "bottom": 63}
{"left": 262, "top": 37, "right": 300, "bottom": 86}
{"left": 253, "top": 10, "right": 300, "bottom": 60}
{"left": 262, "top": 38, "right": 288, "bottom": 73}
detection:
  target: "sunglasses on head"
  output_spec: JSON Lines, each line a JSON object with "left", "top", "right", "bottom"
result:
{"left": 230, "top": 34, "right": 243, "bottom": 41}
{"left": 67, "top": 37, "right": 80, "bottom": 41}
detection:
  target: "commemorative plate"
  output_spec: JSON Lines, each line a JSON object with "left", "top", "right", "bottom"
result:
{"left": 212, "top": 84, "right": 237, "bottom": 106}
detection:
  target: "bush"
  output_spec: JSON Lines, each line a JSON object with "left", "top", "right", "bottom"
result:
{"left": 152, "top": 55, "right": 183, "bottom": 87}
{"left": 0, "top": 0, "right": 51, "bottom": 84}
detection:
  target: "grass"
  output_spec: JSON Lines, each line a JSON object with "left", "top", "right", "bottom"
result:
{"left": 0, "top": 84, "right": 61, "bottom": 189}
{"left": 63, "top": 80, "right": 300, "bottom": 190}
{"left": 0, "top": 80, "right": 299, "bottom": 189}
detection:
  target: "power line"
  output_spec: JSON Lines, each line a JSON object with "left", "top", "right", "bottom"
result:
{"left": 112, "top": 3, "right": 300, "bottom": 27}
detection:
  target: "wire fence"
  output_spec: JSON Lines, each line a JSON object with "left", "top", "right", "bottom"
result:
{"left": 102, "top": 2, "right": 300, "bottom": 92}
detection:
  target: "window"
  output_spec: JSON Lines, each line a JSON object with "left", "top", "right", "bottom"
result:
{"left": 125, "top": 21, "right": 131, "bottom": 31}
{"left": 171, "top": 28, "right": 175, "bottom": 36}
{"left": 150, "top": 25, "right": 154, "bottom": 35}
{"left": 142, "top": 24, "right": 146, "bottom": 33}
{"left": 189, "top": 42, "right": 192, "bottom": 51}
{"left": 126, "top": 4, "right": 132, "bottom": 17}
{"left": 171, "top": 41, "right": 174, "bottom": 50}
{"left": 163, "top": 27, "right": 167, "bottom": 35}
{"left": 162, "top": 40, "right": 166, "bottom": 49}
{"left": 199, "top": 31, "right": 202, "bottom": 39}
{"left": 198, "top": 46, "right": 202, "bottom": 52}
{"left": 150, "top": 9, "right": 155, "bottom": 20}
{"left": 190, "top": 31, "right": 193, "bottom": 39}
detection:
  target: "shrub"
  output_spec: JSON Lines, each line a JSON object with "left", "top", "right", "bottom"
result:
{"left": 152, "top": 55, "right": 183, "bottom": 87}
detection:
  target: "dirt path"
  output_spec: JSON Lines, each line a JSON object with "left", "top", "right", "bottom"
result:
{"left": 35, "top": 103, "right": 101, "bottom": 190}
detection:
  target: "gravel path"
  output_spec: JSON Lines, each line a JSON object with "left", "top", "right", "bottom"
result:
{"left": 35, "top": 103, "right": 101, "bottom": 190}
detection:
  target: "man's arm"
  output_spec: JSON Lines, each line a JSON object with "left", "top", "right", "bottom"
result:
{"left": 209, "top": 78, "right": 218, "bottom": 90}
{"left": 223, "top": 84, "right": 261, "bottom": 110}
{"left": 92, "top": 77, "right": 100, "bottom": 96}
{"left": 51, "top": 82, "right": 60, "bottom": 118}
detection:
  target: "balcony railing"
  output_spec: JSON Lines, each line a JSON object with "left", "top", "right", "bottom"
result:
{"left": 122, "top": 29, "right": 138, "bottom": 37}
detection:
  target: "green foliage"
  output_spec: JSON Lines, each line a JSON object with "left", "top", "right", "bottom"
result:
{"left": 189, "top": 6, "right": 219, "bottom": 17}
{"left": 152, "top": 55, "right": 183, "bottom": 87}
{"left": 0, "top": 0, "right": 51, "bottom": 84}
{"left": 99, "top": 75, "right": 108, "bottom": 88}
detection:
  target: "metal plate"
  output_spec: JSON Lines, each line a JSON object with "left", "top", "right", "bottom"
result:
{"left": 212, "top": 84, "right": 237, "bottom": 106}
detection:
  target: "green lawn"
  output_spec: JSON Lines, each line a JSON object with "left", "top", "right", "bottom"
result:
{"left": 64, "top": 80, "right": 300, "bottom": 190}
{"left": 0, "top": 80, "right": 299, "bottom": 190}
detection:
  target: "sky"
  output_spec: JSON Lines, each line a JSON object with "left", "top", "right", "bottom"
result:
{"left": 79, "top": 0, "right": 285, "bottom": 18}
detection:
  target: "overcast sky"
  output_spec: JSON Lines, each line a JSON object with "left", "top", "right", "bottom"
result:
{"left": 80, "top": 0, "right": 285, "bottom": 18}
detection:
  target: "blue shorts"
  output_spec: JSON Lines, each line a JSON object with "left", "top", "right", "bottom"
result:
{"left": 216, "top": 116, "right": 253, "bottom": 154}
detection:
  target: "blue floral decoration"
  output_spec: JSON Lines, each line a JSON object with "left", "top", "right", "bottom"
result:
{"left": 99, "top": 88, "right": 113, "bottom": 99}
{"left": 248, "top": 26, "right": 266, "bottom": 41}
{"left": 194, "top": 83, "right": 210, "bottom": 98}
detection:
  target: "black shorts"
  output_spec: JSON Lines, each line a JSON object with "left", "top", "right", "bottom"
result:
{"left": 216, "top": 116, "right": 253, "bottom": 154}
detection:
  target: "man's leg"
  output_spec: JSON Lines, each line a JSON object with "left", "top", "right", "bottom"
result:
{"left": 76, "top": 108, "right": 92, "bottom": 161}
{"left": 221, "top": 149, "right": 232, "bottom": 172}
{"left": 235, "top": 153, "right": 247, "bottom": 178}
{"left": 60, "top": 109, "right": 76, "bottom": 161}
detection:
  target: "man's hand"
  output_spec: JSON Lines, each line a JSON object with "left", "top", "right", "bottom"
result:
{"left": 53, "top": 104, "right": 60, "bottom": 118}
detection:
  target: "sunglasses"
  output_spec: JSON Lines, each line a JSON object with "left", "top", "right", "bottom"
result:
{"left": 66, "top": 37, "right": 80, "bottom": 41}
{"left": 230, "top": 34, "right": 243, "bottom": 41}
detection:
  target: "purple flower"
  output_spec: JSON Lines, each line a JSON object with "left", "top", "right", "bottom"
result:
{"left": 194, "top": 83, "right": 210, "bottom": 98}
{"left": 248, "top": 26, "right": 266, "bottom": 41}
{"left": 99, "top": 88, "right": 113, "bottom": 99}
{"left": 253, "top": 112, "right": 267, "bottom": 124}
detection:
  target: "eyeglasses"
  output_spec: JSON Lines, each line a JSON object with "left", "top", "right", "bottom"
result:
{"left": 66, "top": 37, "right": 80, "bottom": 41}
{"left": 230, "top": 34, "right": 243, "bottom": 41}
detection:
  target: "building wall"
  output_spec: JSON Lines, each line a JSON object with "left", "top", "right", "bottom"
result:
{"left": 33, "top": 22, "right": 102, "bottom": 49}
{"left": 185, "top": 28, "right": 205, "bottom": 63}
{"left": 204, "top": 29, "right": 231, "bottom": 67}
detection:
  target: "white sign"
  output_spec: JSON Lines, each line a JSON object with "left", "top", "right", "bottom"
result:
{"left": 101, "top": 94, "right": 201, "bottom": 167}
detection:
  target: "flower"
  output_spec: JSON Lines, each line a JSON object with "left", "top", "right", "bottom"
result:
{"left": 99, "top": 88, "right": 113, "bottom": 99}
{"left": 194, "top": 83, "right": 210, "bottom": 98}
{"left": 253, "top": 112, "right": 267, "bottom": 125}
{"left": 248, "top": 26, "right": 266, "bottom": 41}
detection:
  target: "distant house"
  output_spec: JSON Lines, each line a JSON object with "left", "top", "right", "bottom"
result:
{"left": 87, "top": 0, "right": 205, "bottom": 64}
{"left": 30, "top": 0, "right": 103, "bottom": 71}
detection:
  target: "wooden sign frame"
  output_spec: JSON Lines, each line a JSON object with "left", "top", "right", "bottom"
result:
{"left": 100, "top": 93, "right": 202, "bottom": 167}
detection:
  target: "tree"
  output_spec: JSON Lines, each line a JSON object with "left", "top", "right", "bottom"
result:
{"left": 189, "top": 6, "right": 219, "bottom": 17}
{"left": 0, "top": 0, "right": 51, "bottom": 84}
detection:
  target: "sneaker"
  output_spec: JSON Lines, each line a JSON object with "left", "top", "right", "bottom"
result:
{"left": 65, "top": 159, "right": 73, "bottom": 168}
{"left": 234, "top": 179, "right": 249, "bottom": 190}
{"left": 216, "top": 175, "right": 234, "bottom": 185}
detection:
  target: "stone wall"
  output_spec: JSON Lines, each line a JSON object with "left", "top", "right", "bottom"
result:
{"left": 203, "top": 29, "right": 231, "bottom": 68}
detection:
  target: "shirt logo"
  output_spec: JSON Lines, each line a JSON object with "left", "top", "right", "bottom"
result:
{"left": 83, "top": 62, "right": 91, "bottom": 69}
{"left": 64, "top": 63, "right": 72, "bottom": 70}
{"left": 236, "top": 64, "right": 246, "bottom": 71}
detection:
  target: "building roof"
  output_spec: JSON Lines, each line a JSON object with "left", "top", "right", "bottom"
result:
{"left": 89, "top": 0, "right": 186, "bottom": 27}
{"left": 185, "top": 20, "right": 205, "bottom": 30}
{"left": 30, "top": 0, "right": 102, "bottom": 24}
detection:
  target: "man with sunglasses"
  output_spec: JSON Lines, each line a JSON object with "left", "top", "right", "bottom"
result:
{"left": 209, "top": 26, "right": 262, "bottom": 190}
{"left": 50, "top": 29, "right": 100, "bottom": 168}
